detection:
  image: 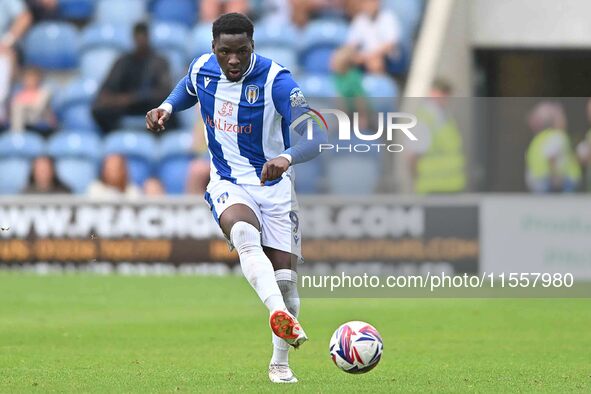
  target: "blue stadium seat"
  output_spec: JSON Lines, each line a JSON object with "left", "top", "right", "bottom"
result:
{"left": 362, "top": 75, "right": 400, "bottom": 113}
{"left": 249, "top": 0, "right": 265, "bottom": 17}
{"left": 104, "top": 130, "right": 157, "bottom": 186}
{"left": 53, "top": 78, "right": 99, "bottom": 113}
{"left": 301, "top": 47, "right": 335, "bottom": 73}
{"left": 302, "top": 20, "right": 348, "bottom": 47}
{"left": 294, "top": 73, "right": 338, "bottom": 123}
{"left": 53, "top": 78, "right": 100, "bottom": 132}
{"left": 79, "top": 24, "right": 131, "bottom": 82}
{"left": 62, "top": 105, "right": 99, "bottom": 133}
{"left": 362, "top": 74, "right": 399, "bottom": 98}
{"left": 95, "top": 0, "right": 146, "bottom": 26}
{"left": 294, "top": 159, "right": 323, "bottom": 194}
{"left": 58, "top": 0, "right": 95, "bottom": 20}
{"left": 80, "top": 47, "right": 122, "bottom": 83}
{"left": 23, "top": 22, "right": 79, "bottom": 70}
{"left": 0, "top": 132, "right": 45, "bottom": 194}
{"left": 178, "top": 107, "right": 200, "bottom": 129}
{"left": 0, "top": 158, "right": 31, "bottom": 195}
{"left": 383, "top": 0, "right": 425, "bottom": 39}
{"left": 253, "top": 19, "right": 299, "bottom": 71}
{"left": 326, "top": 156, "right": 380, "bottom": 195}
{"left": 387, "top": 41, "right": 412, "bottom": 76}
{"left": 0, "top": 132, "right": 45, "bottom": 157}
{"left": 151, "top": 0, "right": 198, "bottom": 27}
{"left": 257, "top": 46, "right": 298, "bottom": 72}
{"left": 381, "top": 0, "right": 424, "bottom": 76}
{"left": 150, "top": 22, "right": 191, "bottom": 79}
{"left": 190, "top": 23, "right": 213, "bottom": 58}
{"left": 157, "top": 130, "right": 195, "bottom": 194}
{"left": 300, "top": 20, "right": 348, "bottom": 73}
{"left": 48, "top": 131, "right": 101, "bottom": 194}
{"left": 120, "top": 116, "right": 147, "bottom": 130}
{"left": 254, "top": 21, "right": 298, "bottom": 47}
{"left": 80, "top": 24, "right": 132, "bottom": 51}
{"left": 297, "top": 73, "right": 338, "bottom": 97}
{"left": 315, "top": 9, "right": 347, "bottom": 20}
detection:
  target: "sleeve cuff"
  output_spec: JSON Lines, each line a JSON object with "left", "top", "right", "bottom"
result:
{"left": 158, "top": 103, "right": 173, "bottom": 114}
{"left": 279, "top": 153, "right": 293, "bottom": 165}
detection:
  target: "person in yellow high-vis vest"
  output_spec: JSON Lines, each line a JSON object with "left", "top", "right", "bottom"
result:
{"left": 407, "top": 79, "right": 466, "bottom": 194}
{"left": 576, "top": 99, "right": 591, "bottom": 192}
{"left": 526, "top": 102, "right": 581, "bottom": 193}
{"left": 576, "top": 129, "right": 591, "bottom": 192}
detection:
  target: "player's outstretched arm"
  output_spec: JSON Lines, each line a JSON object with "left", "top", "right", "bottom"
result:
{"left": 259, "top": 111, "right": 327, "bottom": 185}
{"left": 146, "top": 75, "right": 199, "bottom": 133}
{"left": 284, "top": 112, "right": 328, "bottom": 164}
{"left": 259, "top": 70, "right": 328, "bottom": 185}
{"left": 273, "top": 71, "right": 328, "bottom": 165}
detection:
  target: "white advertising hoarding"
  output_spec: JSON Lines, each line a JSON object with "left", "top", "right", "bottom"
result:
{"left": 482, "top": 197, "right": 591, "bottom": 279}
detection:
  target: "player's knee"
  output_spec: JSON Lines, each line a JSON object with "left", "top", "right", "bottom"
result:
{"left": 230, "top": 221, "right": 262, "bottom": 254}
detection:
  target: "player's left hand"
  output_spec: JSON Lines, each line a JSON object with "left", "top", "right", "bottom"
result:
{"left": 260, "top": 157, "right": 290, "bottom": 186}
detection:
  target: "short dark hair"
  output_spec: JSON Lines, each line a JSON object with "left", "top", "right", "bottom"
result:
{"left": 133, "top": 22, "right": 148, "bottom": 36}
{"left": 432, "top": 78, "right": 453, "bottom": 95}
{"left": 212, "top": 13, "right": 254, "bottom": 40}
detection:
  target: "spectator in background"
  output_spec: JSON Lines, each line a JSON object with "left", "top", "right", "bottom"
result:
{"left": 200, "top": 0, "right": 249, "bottom": 22}
{"left": 10, "top": 67, "right": 55, "bottom": 132}
{"left": 92, "top": 22, "right": 171, "bottom": 133}
{"left": 263, "top": 0, "right": 292, "bottom": 24}
{"left": 290, "top": 0, "right": 344, "bottom": 28}
{"left": 185, "top": 109, "right": 210, "bottom": 194}
{"left": 25, "top": 0, "right": 59, "bottom": 22}
{"left": 143, "top": 177, "right": 165, "bottom": 196}
{"left": 185, "top": 159, "right": 210, "bottom": 194}
{"left": 24, "top": 156, "right": 71, "bottom": 194}
{"left": 331, "top": 0, "right": 401, "bottom": 76}
{"left": 525, "top": 102, "right": 581, "bottom": 193}
{"left": 0, "top": 0, "right": 32, "bottom": 127}
{"left": 576, "top": 98, "right": 591, "bottom": 192}
{"left": 87, "top": 154, "right": 142, "bottom": 198}
{"left": 406, "top": 79, "right": 466, "bottom": 194}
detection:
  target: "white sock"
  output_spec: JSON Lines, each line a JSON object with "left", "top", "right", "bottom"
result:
{"left": 230, "top": 222, "right": 286, "bottom": 312}
{"left": 271, "top": 333, "right": 290, "bottom": 366}
{"left": 271, "top": 269, "right": 300, "bottom": 366}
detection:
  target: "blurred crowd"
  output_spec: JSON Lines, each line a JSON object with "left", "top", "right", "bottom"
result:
{"left": 3, "top": 0, "right": 589, "bottom": 196}
{"left": 525, "top": 100, "right": 591, "bottom": 194}
{"left": 0, "top": 0, "right": 420, "bottom": 197}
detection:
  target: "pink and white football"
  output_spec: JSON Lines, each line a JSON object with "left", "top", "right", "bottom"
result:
{"left": 329, "top": 321, "right": 383, "bottom": 373}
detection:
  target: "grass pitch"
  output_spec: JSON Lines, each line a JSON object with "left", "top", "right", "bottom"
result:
{"left": 0, "top": 274, "right": 590, "bottom": 393}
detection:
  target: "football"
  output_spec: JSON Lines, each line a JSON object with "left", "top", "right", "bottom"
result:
{"left": 329, "top": 321, "right": 384, "bottom": 374}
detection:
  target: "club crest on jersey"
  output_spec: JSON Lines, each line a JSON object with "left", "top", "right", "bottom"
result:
{"left": 217, "top": 192, "right": 229, "bottom": 204}
{"left": 245, "top": 85, "right": 259, "bottom": 104}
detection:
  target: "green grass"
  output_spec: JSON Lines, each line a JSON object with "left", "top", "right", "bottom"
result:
{"left": 0, "top": 274, "right": 590, "bottom": 393}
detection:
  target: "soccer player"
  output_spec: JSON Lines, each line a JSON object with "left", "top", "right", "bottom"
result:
{"left": 146, "top": 13, "right": 326, "bottom": 383}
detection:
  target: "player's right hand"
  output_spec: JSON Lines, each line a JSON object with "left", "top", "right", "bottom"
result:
{"left": 146, "top": 108, "right": 170, "bottom": 133}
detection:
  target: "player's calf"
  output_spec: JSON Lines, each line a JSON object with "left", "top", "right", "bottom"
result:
{"left": 230, "top": 221, "right": 286, "bottom": 312}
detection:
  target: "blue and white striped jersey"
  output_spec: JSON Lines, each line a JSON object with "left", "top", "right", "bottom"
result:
{"left": 183, "top": 52, "right": 305, "bottom": 186}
